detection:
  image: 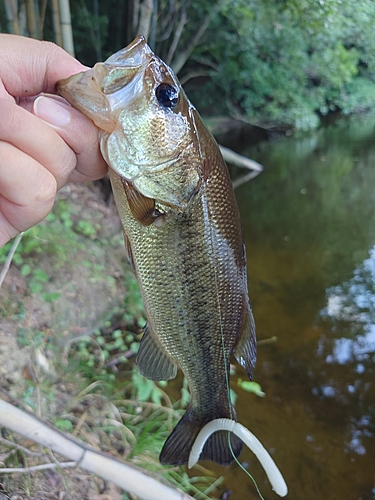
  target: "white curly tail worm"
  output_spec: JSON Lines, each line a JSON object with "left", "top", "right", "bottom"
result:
{"left": 188, "top": 418, "right": 288, "bottom": 497}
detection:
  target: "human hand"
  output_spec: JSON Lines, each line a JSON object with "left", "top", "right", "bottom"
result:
{"left": 0, "top": 35, "right": 108, "bottom": 248}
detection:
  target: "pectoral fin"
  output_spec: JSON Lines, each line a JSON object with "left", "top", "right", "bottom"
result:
{"left": 234, "top": 303, "right": 257, "bottom": 380}
{"left": 136, "top": 325, "right": 178, "bottom": 381}
{"left": 122, "top": 179, "right": 160, "bottom": 226}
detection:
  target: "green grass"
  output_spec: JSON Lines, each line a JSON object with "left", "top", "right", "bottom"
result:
{"left": 0, "top": 192, "right": 223, "bottom": 499}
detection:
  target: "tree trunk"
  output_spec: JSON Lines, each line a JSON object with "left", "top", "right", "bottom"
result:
{"left": 58, "top": 0, "right": 74, "bottom": 56}
{"left": 171, "top": 0, "right": 225, "bottom": 74}
{"left": 165, "top": 4, "right": 187, "bottom": 66}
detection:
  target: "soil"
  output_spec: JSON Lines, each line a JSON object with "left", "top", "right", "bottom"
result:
{"left": 0, "top": 182, "right": 132, "bottom": 500}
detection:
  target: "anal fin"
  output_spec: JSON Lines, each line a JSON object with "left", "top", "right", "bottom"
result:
{"left": 234, "top": 302, "right": 257, "bottom": 380}
{"left": 136, "top": 325, "right": 177, "bottom": 381}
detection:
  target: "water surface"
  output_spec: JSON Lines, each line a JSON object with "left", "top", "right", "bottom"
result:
{"left": 224, "top": 114, "right": 375, "bottom": 499}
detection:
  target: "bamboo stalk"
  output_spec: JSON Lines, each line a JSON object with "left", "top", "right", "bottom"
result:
{"left": 137, "top": 0, "right": 153, "bottom": 38}
{"left": 3, "top": 0, "right": 20, "bottom": 34}
{"left": 58, "top": 0, "right": 74, "bottom": 56}
{"left": 51, "top": 0, "right": 63, "bottom": 47}
{"left": 25, "top": 0, "right": 38, "bottom": 38}
{"left": 38, "top": 0, "right": 48, "bottom": 39}
{"left": 0, "top": 398, "right": 194, "bottom": 500}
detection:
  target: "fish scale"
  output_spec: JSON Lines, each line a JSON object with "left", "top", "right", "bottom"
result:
{"left": 58, "top": 35, "right": 257, "bottom": 467}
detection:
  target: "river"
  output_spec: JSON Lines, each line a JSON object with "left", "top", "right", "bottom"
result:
{"left": 220, "top": 113, "right": 375, "bottom": 499}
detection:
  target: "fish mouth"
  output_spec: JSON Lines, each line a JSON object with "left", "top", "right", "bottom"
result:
{"left": 58, "top": 70, "right": 117, "bottom": 133}
{"left": 104, "top": 35, "right": 152, "bottom": 67}
{"left": 57, "top": 36, "right": 157, "bottom": 132}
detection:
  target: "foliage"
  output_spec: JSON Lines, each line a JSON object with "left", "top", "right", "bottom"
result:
{"left": 187, "top": 0, "right": 375, "bottom": 129}
{"left": 72, "top": 0, "right": 375, "bottom": 130}
{"left": 237, "top": 378, "right": 265, "bottom": 397}
{"left": 0, "top": 199, "right": 90, "bottom": 303}
{"left": 2, "top": 0, "right": 375, "bottom": 129}
{"left": 0, "top": 196, "right": 222, "bottom": 498}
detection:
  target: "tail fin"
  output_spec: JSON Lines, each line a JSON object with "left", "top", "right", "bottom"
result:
{"left": 159, "top": 406, "right": 242, "bottom": 466}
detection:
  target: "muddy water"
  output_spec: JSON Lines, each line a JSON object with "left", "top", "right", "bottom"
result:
{"left": 222, "top": 114, "right": 375, "bottom": 499}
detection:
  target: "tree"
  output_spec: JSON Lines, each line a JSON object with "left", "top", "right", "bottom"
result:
{"left": 2, "top": 0, "right": 375, "bottom": 129}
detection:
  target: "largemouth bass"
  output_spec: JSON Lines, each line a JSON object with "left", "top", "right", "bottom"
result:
{"left": 58, "top": 36, "right": 256, "bottom": 466}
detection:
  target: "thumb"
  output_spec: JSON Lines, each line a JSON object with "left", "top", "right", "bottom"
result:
{"left": 33, "top": 95, "right": 108, "bottom": 182}
{"left": 33, "top": 94, "right": 73, "bottom": 127}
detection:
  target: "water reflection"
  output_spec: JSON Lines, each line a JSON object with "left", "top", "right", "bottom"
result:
{"left": 318, "top": 246, "right": 375, "bottom": 460}
{"left": 224, "top": 113, "right": 375, "bottom": 499}
{"left": 322, "top": 245, "right": 375, "bottom": 353}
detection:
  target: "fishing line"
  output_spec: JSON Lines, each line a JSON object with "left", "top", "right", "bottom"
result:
{"left": 200, "top": 171, "right": 264, "bottom": 499}
{"left": 192, "top": 124, "right": 265, "bottom": 499}
{"left": 221, "top": 340, "right": 265, "bottom": 500}
{"left": 188, "top": 107, "right": 278, "bottom": 499}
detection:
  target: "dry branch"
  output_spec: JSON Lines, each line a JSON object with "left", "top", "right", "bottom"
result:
{"left": 219, "top": 146, "right": 263, "bottom": 172}
{"left": 0, "top": 232, "right": 23, "bottom": 288}
{"left": 0, "top": 461, "right": 76, "bottom": 473}
{"left": 171, "top": 0, "right": 226, "bottom": 74}
{"left": 218, "top": 146, "right": 263, "bottom": 188}
{"left": 0, "top": 398, "right": 193, "bottom": 500}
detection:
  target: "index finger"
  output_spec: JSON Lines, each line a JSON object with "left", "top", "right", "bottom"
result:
{"left": 0, "top": 34, "right": 85, "bottom": 98}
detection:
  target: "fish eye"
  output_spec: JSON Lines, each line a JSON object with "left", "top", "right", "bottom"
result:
{"left": 155, "top": 84, "right": 179, "bottom": 108}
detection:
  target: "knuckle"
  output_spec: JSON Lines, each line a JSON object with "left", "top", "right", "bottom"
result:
{"left": 53, "top": 141, "right": 77, "bottom": 182}
{"left": 42, "top": 41, "right": 64, "bottom": 63}
{"left": 0, "top": 99, "right": 20, "bottom": 133}
{"left": 0, "top": 219, "right": 15, "bottom": 247}
{"left": 34, "top": 173, "right": 57, "bottom": 208}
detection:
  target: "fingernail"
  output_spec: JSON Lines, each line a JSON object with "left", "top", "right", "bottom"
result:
{"left": 34, "top": 95, "right": 72, "bottom": 127}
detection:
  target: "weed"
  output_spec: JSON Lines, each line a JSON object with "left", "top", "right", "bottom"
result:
{"left": 74, "top": 220, "right": 98, "bottom": 238}
{"left": 0, "top": 191, "right": 223, "bottom": 498}
{"left": 237, "top": 378, "right": 265, "bottom": 397}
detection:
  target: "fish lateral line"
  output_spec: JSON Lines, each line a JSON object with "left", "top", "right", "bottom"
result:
{"left": 188, "top": 418, "right": 288, "bottom": 497}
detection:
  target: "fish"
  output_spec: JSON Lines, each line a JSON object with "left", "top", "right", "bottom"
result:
{"left": 58, "top": 36, "right": 257, "bottom": 466}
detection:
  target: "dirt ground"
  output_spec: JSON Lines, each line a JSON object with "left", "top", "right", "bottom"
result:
{"left": 0, "top": 182, "right": 132, "bottom": 500}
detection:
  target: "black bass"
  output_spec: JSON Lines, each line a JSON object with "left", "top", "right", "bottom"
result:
{"left": 58, "top": 36, "right": 256, "bottom": 466}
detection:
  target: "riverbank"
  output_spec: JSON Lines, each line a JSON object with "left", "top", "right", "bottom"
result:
{"left": 0, "top": 183, "right": 221, "bottom": 500}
